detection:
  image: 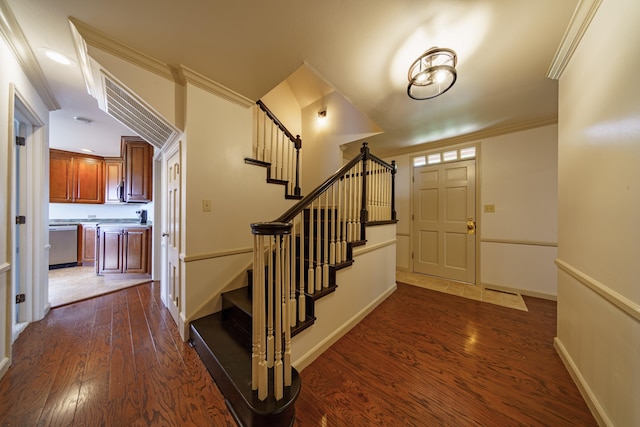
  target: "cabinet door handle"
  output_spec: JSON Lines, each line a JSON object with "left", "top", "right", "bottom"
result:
{"left": 162, "top": 232, "right": 169, "bottom": 237}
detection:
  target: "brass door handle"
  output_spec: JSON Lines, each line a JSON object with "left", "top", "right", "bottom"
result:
{"left": 467, "top": 217, "right": 476, "bottom": 235}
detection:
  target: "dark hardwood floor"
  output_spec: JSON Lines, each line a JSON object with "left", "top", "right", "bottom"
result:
{"left": 0, "top": 281, "right": 596, "bottom": 426}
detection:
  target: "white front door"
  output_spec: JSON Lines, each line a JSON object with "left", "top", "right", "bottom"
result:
{"left": 413, "top": 159, "right": 476, "bottom": 283}
{"left": 165, "top": 144, "right": 182, "bottom": 327}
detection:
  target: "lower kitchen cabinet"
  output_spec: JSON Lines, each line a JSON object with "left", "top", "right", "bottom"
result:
{"left": 97, "top": 225, "right": 151, "bottom": 275}
{"left": 80, "top": 225, "right": 97, "bottom": 265}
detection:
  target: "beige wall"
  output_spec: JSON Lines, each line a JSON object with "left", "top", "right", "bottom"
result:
{"left": 556, "top": 0, "right": 640, "bottom": 425}
{"left": 389, "top": 124, "right": 558, "bottom": 297}
{"left": 480, "top": 125, "right": 558, "bottom": 297}
{"left": 301, "top": 91, "right": 382, "bottom": 190}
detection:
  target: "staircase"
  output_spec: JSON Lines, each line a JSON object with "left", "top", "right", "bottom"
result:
{"left": 189, "top": 217, "right": 354, "bottom": 427}
{"left": 189, "top": 102, "right": 397, "bottom": 427}
{"left": 244, "top": 100, "right": 303, "bottom": 200}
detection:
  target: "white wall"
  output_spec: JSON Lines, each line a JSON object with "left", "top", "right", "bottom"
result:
{"left": 389, "top": 124, "right": 558, "bottom": 297}
{"left": 0, "top": 32, "right": 50, "bottom": 378}
{"left": 49, "top": 202, "right": 152, "bottom": 221}
{"left": 556, "top": 0, "right": 640, "bottom": 425}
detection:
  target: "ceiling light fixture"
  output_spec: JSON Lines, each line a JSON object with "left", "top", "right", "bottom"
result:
{"left": 42, "top": 49, "right": 74, "bottom": 66}
{"left": 73, "top": 116, "right": 93, "bottom": 124}
{"left": 407, "top": 47, "right": 457, "bottom": 100}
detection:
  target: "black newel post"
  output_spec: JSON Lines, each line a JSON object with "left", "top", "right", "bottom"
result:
{"left": 294, "top": 135, "right": 302, "bottom": 196}
{"left": 360, "top": 143, "right": 369, "bottom": 240}
{"left": 391, "top": 160, "right": 397, "bottom": 221}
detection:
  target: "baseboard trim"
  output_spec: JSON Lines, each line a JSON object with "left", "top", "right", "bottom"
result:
{"left": 0, "top": 356, "right": 9, "bottom": 380}
{"left": 292, "top": 282, "right": 397, "bottom": 372}
{"left": 554, "top": 337, "right": 611, "bottom": 426}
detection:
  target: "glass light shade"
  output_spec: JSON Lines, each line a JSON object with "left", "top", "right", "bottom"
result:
{"left": 407, "top": 47, "right": 457, "bottom": 100}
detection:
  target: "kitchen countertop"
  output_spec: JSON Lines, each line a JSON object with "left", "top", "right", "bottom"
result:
{"left": 49, "top": 219, "right": 152, "bottom": 227}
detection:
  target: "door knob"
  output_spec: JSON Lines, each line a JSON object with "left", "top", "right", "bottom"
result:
{"left": 162, "top": 232, "right": 169, "bottom": 237}
{"left": 466, "top": 217, "right": 476, "bottom": 235}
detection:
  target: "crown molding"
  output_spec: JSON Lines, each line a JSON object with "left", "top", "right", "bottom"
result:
{"left": 178, "top": 66, "right": 254, "bottom": 108}
{"left": 547, "top": 0, "right": 602, "bottom": 80}
{"left": 68, "top": 17, "right": 174, "bottom": 82}
{"left": 373, "top": 116, "right": 558, "bottom": 159}
{"left": 0, "top": 0, "right": 60, "bottom": 110}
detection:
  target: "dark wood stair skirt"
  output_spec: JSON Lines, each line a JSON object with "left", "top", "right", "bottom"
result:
{"left": 190, "top": 313, "right": 301, "bottom": 427}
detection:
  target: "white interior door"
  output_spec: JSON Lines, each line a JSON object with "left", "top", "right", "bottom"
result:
{"left": 13, "top": 118, "right": 28, "bottom": 324}
{"left": 413, "top": 159, "right": 476, "bottom": 283}
{"left": 165, "top": 144, "right": 182, "bottom": 327}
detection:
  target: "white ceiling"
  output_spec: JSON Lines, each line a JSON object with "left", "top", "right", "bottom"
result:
{"left": 4, "top": 0, "right": 578, "bottom": 157}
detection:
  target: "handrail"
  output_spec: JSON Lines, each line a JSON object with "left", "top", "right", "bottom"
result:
{"left": 256, "top": 100, "right": 302, "bottom": 149}
{"left": 275, "top": 142, "right": 394, "bottom": 224}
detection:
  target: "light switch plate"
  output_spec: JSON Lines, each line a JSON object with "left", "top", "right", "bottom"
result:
{"left": 203, "top": 200, "right": 212, "bottom": 212}
{"left": 484, "top": 204, "right": 495, "bottom": 213}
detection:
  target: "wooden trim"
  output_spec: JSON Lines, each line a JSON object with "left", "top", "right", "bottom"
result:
{"left": 179, "top": 66, "right": 254, "bottom": 108}
{"left": 555, "top": 258, "right": 640, "bottom": 321}
{"left": 397, "top": 232, "right": 410, "bottom": 237}
{"left": 68, "top": 17, "right": 174, "bottom": 81}
{"left": 363, "top": 117, "right": 557, "bottom": 159}
{"left": 547, "top": 0, "right": 602, "bottom": 79}
{"left": 181, "top": 247, "right": 253, "bottom": 263}
{"left": 481, "top": 238, "right": 558, "bottom": 248}
{"left": 0, "top": 262, "right": 10, "bottom": 274}
{"left": 554, "top": 338, "right": 610, "bottom": 427}
{"left": 352, "top": 239, "right": 396, "bottom": 257}
{"left": 292, "top": 283, "right": 397, "bottom": 371}
{"left": 0, "top": 2, "right": 60, "bottom": 110}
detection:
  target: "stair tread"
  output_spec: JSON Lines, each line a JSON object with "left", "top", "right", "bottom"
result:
{"left": 223, "top": 287, "right": 252, "bottom": 316}
{"left": 190, "top": 312, "right": 301, "bottom": 420}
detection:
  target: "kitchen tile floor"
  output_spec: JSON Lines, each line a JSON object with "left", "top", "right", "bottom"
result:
{"left": 48, "top": 266, "right": 152, "bottom": 308}
{"left": 396, "top": 269, "right": 529, "bottom": 311}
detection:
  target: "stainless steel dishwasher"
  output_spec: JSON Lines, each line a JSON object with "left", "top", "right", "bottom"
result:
{"left": 49, "top": 225, "right": 78, "bottom": 269}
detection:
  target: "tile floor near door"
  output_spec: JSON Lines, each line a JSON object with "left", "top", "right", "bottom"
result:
{"left": 396, "top": 270, "right": 529, "bottom": 311}
{"left": 48, "top": 266, "right": 152, "bottom": 308}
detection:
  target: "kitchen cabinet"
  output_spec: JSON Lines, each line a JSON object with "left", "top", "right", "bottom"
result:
{"left": 104, "top": 158, "right": 124, "bottom": 203}
{"left": 122, "top": 137, "right": 153, "bottom": 202}
{"left": 49, "top": 149, "right": 104, "bottom": 204}
{"left": 50, "top": 150, "right": 73, "bottom": 203}
{"left": 97, "top": 225, "right": 151, "bottom": 275}
{"left": 80, "top": 224, "right": 97, "bottom": 265}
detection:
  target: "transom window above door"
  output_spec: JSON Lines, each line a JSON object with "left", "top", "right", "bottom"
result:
{"left": 413, "top": 146, "right": 476, "bottom": 167}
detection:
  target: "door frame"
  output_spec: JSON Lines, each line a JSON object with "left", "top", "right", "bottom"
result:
{"left": 160, "top": 138, "right": 183, "bottom": 335}
{"left": 409, "top": 143, "right": 481, "bottom": 285}
{"left": 4, "top": 85, "right": 47, "bottom": 373}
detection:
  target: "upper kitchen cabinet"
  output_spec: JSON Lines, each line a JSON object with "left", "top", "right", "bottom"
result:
{"left": 104, "top": 157, "right": 124, "bottom": 204}
{"left": 122, "top": 137, "right": 153, "bottom": 203}
{"left": 50, "top": 149, "right": 104, "bottom": 204}
{"left": 49, "top": 150, "right": 73, "bottom": 203}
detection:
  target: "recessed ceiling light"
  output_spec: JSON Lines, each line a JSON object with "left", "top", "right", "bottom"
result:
{"left": 42, "top": 49, "right": 74, "bottom": 66}
{"left": 73, "top": 116, "right": 93, "bottom": 124}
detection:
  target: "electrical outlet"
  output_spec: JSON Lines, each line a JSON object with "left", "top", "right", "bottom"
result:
{"left": 484, "top": 204, "right": 496, "bottom": 213}
{"left": 202, "top": 200, "right": 212, "bottom": 212}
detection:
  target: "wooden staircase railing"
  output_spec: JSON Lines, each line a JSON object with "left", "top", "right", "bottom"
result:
{"left": 245, "top": 100, "right": 302, "bottom": 199}
{"left": 250, "top": 142, "right": 396, "bottom": 402}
